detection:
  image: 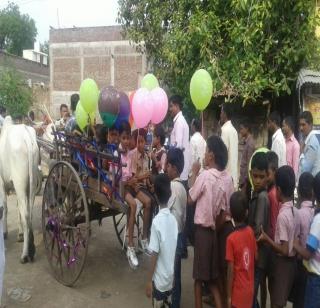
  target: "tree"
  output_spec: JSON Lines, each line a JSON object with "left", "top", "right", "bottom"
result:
{"left": 118, "top": 0, "right": 320, "bottom": 104}
{"left": 0, "top": 2, "right": 37, "bottom": 56}
{"left": 40, "top": 40, "right": 49, "bottom": 55}
{"left": 0, "top": 67, "right": 32, "bottom": 118}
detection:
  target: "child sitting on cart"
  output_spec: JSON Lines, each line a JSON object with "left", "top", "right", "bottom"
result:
{"left": 119, "top": 124, "right": 152, "bottom": 269}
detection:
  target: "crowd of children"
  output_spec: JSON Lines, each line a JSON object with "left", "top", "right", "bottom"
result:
{"left": 57, "top": 113, "right": 320, "bottom": 308}
{"left": 143, "top": 144, "right": 320, "bottom": 307}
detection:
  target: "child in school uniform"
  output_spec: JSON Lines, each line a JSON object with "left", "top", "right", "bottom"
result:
{"left": 117, "top": 121, "right": 139, "bottom": 268}
{"left": 166, "top": 148, "right": 187, "bottom": 308}
{"left": 248, "top": 152, "right": 270, "bottom": 308}
{"left": 291, "top": 172, "right": 315, "bottom": 308}
{"left": 266, "top": 151, "right": 280, "bottom": 241}
{"left": 226, "top": 191, "right": 257, "bottom": 308}
{"left": 294, "top": 172, "right": 320, "bottom": 308}
{"left": 107, "top": 124, "right": 119, "bottom": 146}
{"left": 258, "top": 151, "right": 280, "bottom": 308}
{"left": 146, "top": 174, "right": 178, "bottom": 308}
{"left": 188, "top": 135, "right": 233, "bottom": 308}
{"left": 258, "top": 166, "right": 301, "bottom": 308}
{"left": 129, "top": 129, "right": 152, "bottom": 251}
{"left": 151, "top": 125, "right": 167, "bottom": 175}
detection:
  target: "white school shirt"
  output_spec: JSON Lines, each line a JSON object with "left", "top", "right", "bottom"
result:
{"left": 271, "top": 128, "right": 287, "bottom": 167}
{"left": 170, "top": 111, "right": 191, "bottom": 181}
{"left": 305, "top": 213, "right": 320, "bottom": 275}
{"left": 148, "top": 208, "right": 178, "bottom": 292}
{"left": 190, "top": 132, "right": 207, "bottom": 171}
{"left": 221, "top": 120, "right": 238, "bottom": 189}
{"left": 168, "top": 179, "right": 187, "bottom": 233}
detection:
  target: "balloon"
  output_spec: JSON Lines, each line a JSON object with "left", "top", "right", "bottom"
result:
{"left": 119, "top": 92, "right": 130, "bottom": 118}
{"left": 190, "top": 69, "right": 213, "bottom": 111}
{"left": 114, "top": 92, "right": 130, "bottom": 129}
{"left": 150, "top": 87, "right": 168, "bottom": 124}
{"left": 98, "top": 86, "right": 120, "bottom": 128}
{"left": 129, "top": 91, "right": 135, "bottom": 114}
{"left": 100, "top": 112, "right": 118, "bottom": 128}
{"left": 141, "top": 74, "right": 159, "bottom": 91}
{"left": 129, "top": 114, "right": 134, "bottom": 128}
{"left": 89, "top": 111, "right": 95, "bottom": 125}
{"left": 75, "top": 102, "right": 89, "bottom": 131}
{"left": 132, "top": 88, "right": 153, "bottom": 128}
{"left": 79, "top": 78, "right": 99, "bottom": 113}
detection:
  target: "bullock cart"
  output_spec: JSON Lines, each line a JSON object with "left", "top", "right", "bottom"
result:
{"left": 38, "top": 131, "right": 147, "bottom": 286}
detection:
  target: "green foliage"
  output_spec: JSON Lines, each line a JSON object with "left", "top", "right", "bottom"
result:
{"left": 118, "top": 0, "right": 320, "bottom": 104}
{"left": 40, "top": 40, "right": 49, "bottom": 55}
{"left": 0, "top": 68, "right": 32, "bottom": 118}
{"left": 0, "top": 2, "right": 37, "bottom": 56}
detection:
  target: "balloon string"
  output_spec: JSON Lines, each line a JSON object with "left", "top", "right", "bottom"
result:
{"left": 201, "top": 111, "right": 204, "bottom": 136}
{"left": 87, "top": 114, "right": 89, "bottom": 137}
{"left": 150, "top": 125, "right": 154, "bottom": 170}
{"left": 136, "top": 128, "right": 139, "bottom": 174}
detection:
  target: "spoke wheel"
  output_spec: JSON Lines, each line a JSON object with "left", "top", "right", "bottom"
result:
{"left": 42, "top": 161, "right": 90, "bottom": 286}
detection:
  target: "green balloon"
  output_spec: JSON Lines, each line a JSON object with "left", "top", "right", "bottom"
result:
{"left": 100, "top": 112, "right": 117, "bottom": 128}
{"left": 141, "top": 73, "right": 159, "bottom": 90}
{"left": 75, "top": 102, "right": 89, "bottom": 131}
{"left": 79, "top": 78, "right": 99, "bottom": 114}
{"left": 190, "top": 69, "right": 213, "bottom": 111}
{"left": 248, "top": 147, "right": 269, "bottom": 188}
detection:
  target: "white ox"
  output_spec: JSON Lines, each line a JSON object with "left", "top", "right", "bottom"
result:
{"left": 0, "top": 116, "right": 40, "bottom": 263}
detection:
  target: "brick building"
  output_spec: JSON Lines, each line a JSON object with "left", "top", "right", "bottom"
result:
{"left": 0, "top": 50, "right": 50, "bottom": 118}
{"left": 0, "top": 50, "right": 49, "bottom": 84}
{"left": 50, "top": 26, "right": 147, "bottom": 118}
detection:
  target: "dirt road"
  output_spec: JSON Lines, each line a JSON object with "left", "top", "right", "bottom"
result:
{"left": 3, "top": 194, "right": 194, "bottom": 308}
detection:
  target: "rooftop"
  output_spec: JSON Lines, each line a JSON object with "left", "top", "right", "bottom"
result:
{"left": 50, "top": 25, "right": 125, "bottom": 44}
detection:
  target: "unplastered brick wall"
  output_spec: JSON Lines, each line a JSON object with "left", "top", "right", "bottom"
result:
{"left": 50, "top": 26, "right": 147, "bottom": 119}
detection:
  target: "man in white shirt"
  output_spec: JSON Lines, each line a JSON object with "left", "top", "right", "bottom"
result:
{"left": 169, "top": 95, "right": 191, "bottom": 186}
{"left": 0, "top": 177, "right": 5, "bottom": 307}
{"left": 298, "top": 111, "right": 320, "bottom": 178}
{"left": 220, "top": 104, "right": 239, "bottom": 189}
{"left": 267, "top": 111, "right": 287, "bottom": 167}
{"left": 190, "top": 118, "right": 207, "bottom": 172}
{"left": 0, "top": 106, "right": 6, "bottom": 129}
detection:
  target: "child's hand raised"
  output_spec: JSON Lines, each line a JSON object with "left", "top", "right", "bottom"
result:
{"left": 192, "top": 161, "right": 201, "bottom": 176}
{"left": 145, "top": 281, "right": 152, "bottom": 298}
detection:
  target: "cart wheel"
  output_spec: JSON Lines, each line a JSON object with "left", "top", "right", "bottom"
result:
{"left": 113, "top": 209, "right": 142, "bottom": 251}
{"left": 135, "top": 201, "right": 159, "bottom": 247}
{"left": 42, "top": 161, "right": 90, "bottom": 286}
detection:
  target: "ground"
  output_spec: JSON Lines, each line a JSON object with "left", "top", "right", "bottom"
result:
{"left": 3, "top": 194, "right": 194, "bottom": 308}
{"left": 3, "top": 194, "right": 293, "bottom": 308}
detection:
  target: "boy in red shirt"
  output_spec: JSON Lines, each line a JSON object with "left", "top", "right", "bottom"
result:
{"left": 226, "top": 191, "right": 257, "bottom": 308}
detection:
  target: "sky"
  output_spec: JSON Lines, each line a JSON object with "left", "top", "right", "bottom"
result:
{"left": 0, "top": 0, "right": 119, "bottom": 43}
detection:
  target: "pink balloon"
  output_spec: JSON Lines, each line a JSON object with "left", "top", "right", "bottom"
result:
{"left": 132, "top": 88, "right": 153, "bottom": 128}
{"left": 150, "top": 87, "right": 168, "bottom": 124}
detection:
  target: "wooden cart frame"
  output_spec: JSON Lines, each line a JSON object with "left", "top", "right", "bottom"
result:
{"left": 38, "top": 130, "right": 146, "bottom": 286}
